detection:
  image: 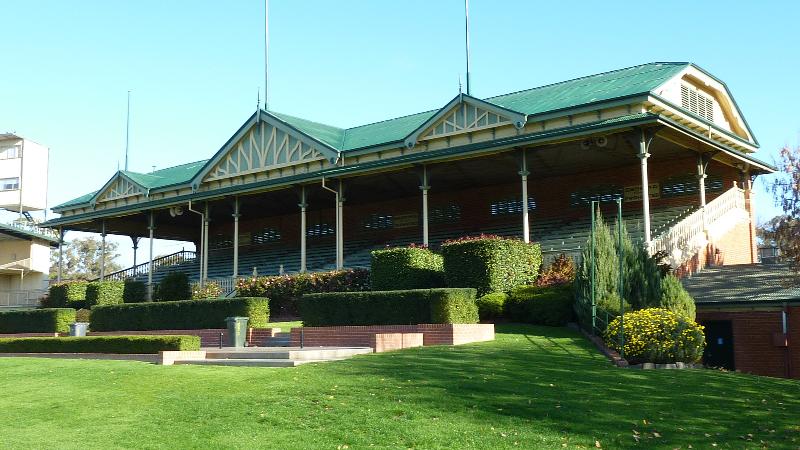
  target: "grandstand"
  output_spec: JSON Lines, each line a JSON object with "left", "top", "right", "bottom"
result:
{"left": 45, "top": 62, "right": 774, "bottom": 297}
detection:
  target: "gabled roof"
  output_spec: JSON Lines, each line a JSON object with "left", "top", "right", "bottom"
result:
{"left": 53, "top": 62, "right": 767, "bottom": 212}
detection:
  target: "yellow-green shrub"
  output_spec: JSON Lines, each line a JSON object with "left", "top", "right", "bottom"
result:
{"left": 605, "top": 308, "right": 705, "bottom": 365}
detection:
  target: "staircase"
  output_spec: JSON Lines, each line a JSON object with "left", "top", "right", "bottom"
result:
{"left": 650, "top": 186, "right": 749, "bottom": 267}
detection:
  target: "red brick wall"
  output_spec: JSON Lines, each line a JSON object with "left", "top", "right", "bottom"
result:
{"left": 696, "top": 308, "right": 797, "bottom": 379}
{"left": 86, "top": 328, "right": 278, "bottom": 347}
{"left": 210, "top": 156, "right": 743, "bottom": 250}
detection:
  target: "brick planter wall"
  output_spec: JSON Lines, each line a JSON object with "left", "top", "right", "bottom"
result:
{"left": 289, "top": 324, "right": 494, "bottom": 351}
{"left": 85, "top": 328, "right": 278, "bottom": 347}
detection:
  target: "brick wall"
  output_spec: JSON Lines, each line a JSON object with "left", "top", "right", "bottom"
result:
{"left": 86, "top": 328, "right": 278, "bottom": 347}
{"left": 697, "top": 308, "right": 798, "bottom": 379}
{"left": 289, "top": 324, "right": 495, "bottom": 351}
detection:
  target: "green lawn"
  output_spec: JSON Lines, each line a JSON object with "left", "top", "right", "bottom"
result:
{"left": 265, "top": 320, "right": 302, "bottom": 330}
{"left": 1, "top": 325, "right": 798, "bottom": 449}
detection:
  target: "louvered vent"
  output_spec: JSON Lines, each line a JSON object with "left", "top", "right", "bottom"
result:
{"left": 680, "top": 84, "right": 715, "bottom": 122}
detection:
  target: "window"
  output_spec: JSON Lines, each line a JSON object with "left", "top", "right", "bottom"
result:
{"left": 570, "top": 185, "right": 623, "bottom": 206}
{"left": 680, "top": 84, "right": 715, "bottom": 122}
{"left": 307, "top": 223, "right": 334, "bottom": 237}
{"left": 0, "top": 177, "right": 19, "bottom": 191}
{"left": 431, "top": 204, "right": 461, "bottom": 224}
{"left": 0, "top": 146, "right": 20, "bottom": 160}
{"left": 490, "top": 198, "right": 536, "bottom": 216}
{"left": 251, "top": 227, "right": 281, "bottom": 244}
{"left": 661, "top": 174, "right": 724, "bottom": 198}
{"left": 363, "top": 214, "right": 394, "bottom": 230}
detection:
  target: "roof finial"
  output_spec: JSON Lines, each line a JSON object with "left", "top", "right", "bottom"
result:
{"left": 458, "top": 75, "right": 462, "bottom": 94}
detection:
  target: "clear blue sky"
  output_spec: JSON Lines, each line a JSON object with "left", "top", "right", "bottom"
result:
{"left": 2, "top": 1, "right": 798, "bottom": 266}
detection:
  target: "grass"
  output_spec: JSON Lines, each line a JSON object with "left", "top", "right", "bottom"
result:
{"left": 0, "top": 324, "right": 798, "bottom": 449}
{"left": 265, "top": 320, "right": 302, "bottom": 331}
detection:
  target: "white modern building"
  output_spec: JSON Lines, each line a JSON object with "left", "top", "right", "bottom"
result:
{"left": 0, "top": 133, "right": 54, "bottom": 308}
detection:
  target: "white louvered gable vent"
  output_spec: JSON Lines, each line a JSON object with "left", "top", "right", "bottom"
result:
{"left": 680, "top": 83, "right": 714, "bottom": 122}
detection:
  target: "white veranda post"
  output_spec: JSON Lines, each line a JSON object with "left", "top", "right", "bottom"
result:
{"left": 639, "top": 130, "right": 652, "bottom": 247}
{"left": 202, "top": 203, "right": 210, "bottom": 286}
{"left": 232, "top": 197, "right": 240, "bottom": 278}
{"left": 420, "top": 166, "right": 430, "bottom": 247}
{"left": 57, "top": 227, "right": 64, "bottom": 283}
{"left": 147, "top": 212, "right": 155, "bottom": 301}
{"left": 99, "top": 220, "right": 107, "bottom": 280}
{"left": 520, "top": 149, "right": 530, "bottom": 243}
{"left": 336, "top": 180, "right": 344, "bottom": 270}
{"left": 299, "top": 186, "right": 307, "bottom": 273}
{"left": 697, "top": 154, "right": 708, "bottom": 227}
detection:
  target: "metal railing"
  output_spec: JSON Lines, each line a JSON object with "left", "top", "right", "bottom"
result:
{"left": 649, "top": 186, "right": 747, "bottom": 266}
{"left": 190, "top": 277, "right": 240, "bottom": 298}
{"left": 4, "top": 221, "right": 60, "bottom": 241}
{"left": 103, "top": 250, "right": 197, "bottom": 281}
{"left": 0, "top": 289, "right": 47, "bottom": 308}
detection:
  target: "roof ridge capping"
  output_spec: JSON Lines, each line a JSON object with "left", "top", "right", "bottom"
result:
{"left": 485, "top": 62, "right": 690, "bottom": 102}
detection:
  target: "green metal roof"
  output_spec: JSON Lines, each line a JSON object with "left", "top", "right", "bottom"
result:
{"left": 53, "top": 62, "right": 755, "bottom": 212}
{"left": 486, "top": 62, "right": 688, "bottom": 116}
{"left": 683, "top": 264, "right": 800, "bottom": 306}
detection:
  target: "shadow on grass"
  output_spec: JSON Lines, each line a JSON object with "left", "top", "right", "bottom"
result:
{"left": 321, "top": 323, "right": 800, "bottom": 448}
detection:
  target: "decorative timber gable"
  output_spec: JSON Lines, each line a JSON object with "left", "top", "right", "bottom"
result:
{"left": 194, "top": 112, "right": 340, "bottom": 187}
{"left": 404, "top": 94, "right": 527, "bottom": 149}
{"left": 92, "top": 173, "right": 146, "bottom": 206}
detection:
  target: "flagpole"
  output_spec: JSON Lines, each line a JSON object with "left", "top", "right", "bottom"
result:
{"left": 464, "top": 0, "right": 471, "bottom": 95}
{"left": 264, "top": 0, "right": 269, "bottom": 111}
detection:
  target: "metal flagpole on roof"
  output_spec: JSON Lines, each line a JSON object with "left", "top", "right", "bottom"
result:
{"left": 464, "top": 0, "right": 471, "bottom": 95}
{"left": 125, "top": 90, "right": 131, "bottom": 171}
{"left": 264, "top": 0, "right": 269, "bottom": 111}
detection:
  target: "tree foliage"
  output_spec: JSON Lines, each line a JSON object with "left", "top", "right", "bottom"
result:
{"left": 770, "top": 145, "right": 800, "bottom": 270}
{"left": 49, "top": 237, "right": 122, "bottom": 280}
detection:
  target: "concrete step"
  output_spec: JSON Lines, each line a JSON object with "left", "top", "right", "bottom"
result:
{"left": 204, "top": 347, "right": 372, "bottom": 361}
{"left": 174, "top": 358, "right": 329, "bottom": 367}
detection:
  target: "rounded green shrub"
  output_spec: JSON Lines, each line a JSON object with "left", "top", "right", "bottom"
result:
{"left": 371, "top": 247, "right": 444, "bottom": 290}
{"left": 475, "top": 292, "right": 507, "bottom": 320}
{"left": 156, "top": 272, "right": 191, "bottom": 301}
{"left": 604, "top": 308, "right": 705, "bottom": 365}
{"left": 658, "top": 275, "right": 696, "bottom": 320}
{"left": 506, "top": 284, "right": 574, "bottom": 326}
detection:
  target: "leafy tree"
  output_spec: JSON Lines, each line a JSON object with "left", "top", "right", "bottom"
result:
{"left": 770, "top": 144, "right": 800, "bottom": 270}
{"left": 616, "top": 221, "right": 662, "bottom": 310}
{"left": 49, "top": 237, "right": 122, "bottom": 280}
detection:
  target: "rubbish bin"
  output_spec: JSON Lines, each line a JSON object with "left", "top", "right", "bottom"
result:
{"left": 69, "top": 322, "right": 89, "bottom": 337}
{"left": 225, "top": 317, "right": 249, "bottom": 348}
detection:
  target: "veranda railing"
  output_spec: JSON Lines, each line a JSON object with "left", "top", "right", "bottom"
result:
{"left": 103, "top": 250, "right": 197, "bottom": 281}
{"left": 649, "top": 186, "right": 746, "bottom": 264}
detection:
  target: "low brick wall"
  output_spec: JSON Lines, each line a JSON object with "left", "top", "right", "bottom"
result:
{"left": 86, "top": 328, "right": 278, "bottom": 347}
{"left": 0, "top": 332, "right": 59, "bottom": 339}
{"left": 289, "top": 324, "right": 494, "bottom": 351}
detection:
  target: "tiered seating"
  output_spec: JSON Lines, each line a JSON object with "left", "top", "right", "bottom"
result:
{"left": 133, "top": 205, "right": 696, "bottom": 283}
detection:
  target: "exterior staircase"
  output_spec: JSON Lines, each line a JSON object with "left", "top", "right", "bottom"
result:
{"left": 649, "top": 185, "right": 750, "bottom": 268}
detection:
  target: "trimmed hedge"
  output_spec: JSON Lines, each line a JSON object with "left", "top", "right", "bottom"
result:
{"left": 300, "top": 288, "right": 478, "bottom": 326}
{"left": 47, "top": 282, "right": 89, "bottom": 309}
{"left": 506, "top": 284, "right": 574, "bottom": 326}
{"left": 476, "top": 292, "right": 507, "bottom": 320}
{"left": 0, "top": 308, "right": 75, "bottom": 333}
{"left": 370, "top": 247, "right": 445, "bottom": 290}
{"left": 155, "top": 272, "right": 191, "bottom": 301}
{"left": 0, "top": 335, "right": 200, "bottom": 354}
{"left": 441, "top": 235, "right": 543, "bottom": 296}
{"left": 236, "top": 269, "right": 370, "bottom": 316}
{"left": 123, "top": 280, "right": 147, "bottom": 303}
{"left": 90, "top": 297, "right": 269, "bottom": 331}
{"left": 86, "top": 281, "right": 125, "bottom": 307}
